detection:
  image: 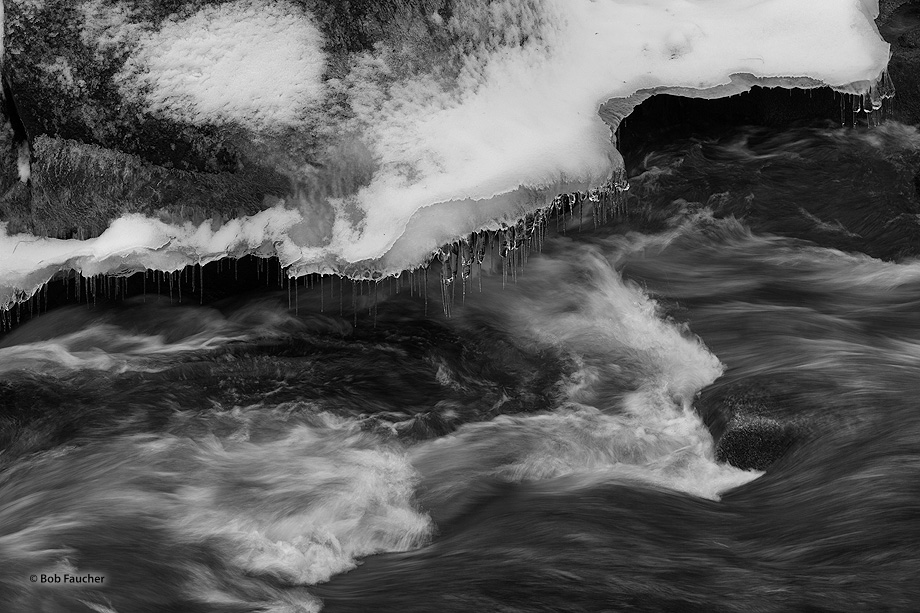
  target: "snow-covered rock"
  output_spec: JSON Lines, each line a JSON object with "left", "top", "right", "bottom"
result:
{"left": 0, "top": 0, "right": 894, "bottom": 308}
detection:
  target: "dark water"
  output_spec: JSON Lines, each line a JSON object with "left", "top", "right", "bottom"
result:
{"left": 2, "top": 122, "right": 920, "bottom": 612}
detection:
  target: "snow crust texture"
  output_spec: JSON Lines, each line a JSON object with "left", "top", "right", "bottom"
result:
{"left": 115, "top": 0, "right": 326, "bottom": 131}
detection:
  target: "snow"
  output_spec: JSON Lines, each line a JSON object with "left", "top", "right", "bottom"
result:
{"left": 330, "top": 0, "right": 889, "bottom": 266}
{"left": 116, "top": 0, "right": 326, "bottom": 131}
{"left": 16, "top": 142, "right": 30, "bottom": 183}
{"left": 0, "top": 0, "right": 893, "bottom": 306}
{"left": 0, "top": 206, "right": 303, "bottom": 309}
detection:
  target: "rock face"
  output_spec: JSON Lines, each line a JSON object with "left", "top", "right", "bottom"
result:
{"left": 879, "top": 1, "right": 920, "bottom": 126}
{"left": 2, "top": 0, "right": 327, "bottom": 236}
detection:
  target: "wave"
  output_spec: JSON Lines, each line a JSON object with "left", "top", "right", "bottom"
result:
{"left": 0, "top": 411, "right": 429, "bottom": 613}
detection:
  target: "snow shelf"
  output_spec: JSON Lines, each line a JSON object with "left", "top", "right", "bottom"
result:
{"left": 0, "top": 0, "right": 891, "bottom": 308}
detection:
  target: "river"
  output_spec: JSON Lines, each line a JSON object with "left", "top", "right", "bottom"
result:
{"left": 2, "top": 121, "right": 919, "bottom": 612}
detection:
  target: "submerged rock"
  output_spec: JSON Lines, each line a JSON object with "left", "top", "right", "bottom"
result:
{"left": 696, "top": 381, "right": 814, "bottom": 471}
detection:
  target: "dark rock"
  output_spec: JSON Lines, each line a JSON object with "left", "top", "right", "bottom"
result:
{"left": 879, "top": 0, "right": 915, "bottom": 24}
{"left": 715, "top": 414, "right": 794, "bottom": 472}
{"left": 0, "top": 90, "right": 30, "bottom": 228}
{"left": 26, "top": 135, "right": 289, "bottom": 238}
{"left": 2, "top": 0, "right": 296, "bottom": 238}
{"left": 897, "top": 24, "right": 920, "bottom": 48}
{"left": 696, "top": 380, "right": 817, "bottom": 471}
{"left": 878, "top": 1, "right": 920, "bottom": 126}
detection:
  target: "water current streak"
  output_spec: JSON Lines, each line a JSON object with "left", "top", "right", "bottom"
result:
{"left": 1, "top": 123, "right": 920, "bottom": 612}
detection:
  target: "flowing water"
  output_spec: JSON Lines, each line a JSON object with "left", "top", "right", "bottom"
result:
{"left": 2, "top": 121, "right": 920, "bottom": 612}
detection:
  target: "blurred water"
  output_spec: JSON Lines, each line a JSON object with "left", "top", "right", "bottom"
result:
{"left": 2, "top": 123, "right": 920, "bottom": 612}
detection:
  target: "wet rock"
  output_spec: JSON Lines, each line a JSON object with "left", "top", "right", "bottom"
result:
{"left": 0, "top": 93, "right": 30, "bottom": 228}
{"left": 715, "top": 414, "right": 795, "bottom": 472}
{"left": 27, "top": 135, "right": 289, "bottom": 238}
{"left": 696, "top": 381, "right": 814, "bottom": 471}
{"left": 897, "top": 24, "right": 920, "bottom": 48}
{"left": 2, "top": 0, "right": 302, "bottom": 238}
{"left": 878, "top": 1, "right": 920, "bottom": 126}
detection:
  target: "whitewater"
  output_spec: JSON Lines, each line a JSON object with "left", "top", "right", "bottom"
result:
{"left": 1, "top": 119, "right": 919, "bottom": 611}
{"left": 3, "top": 1, "right": 920, "bottom": 611}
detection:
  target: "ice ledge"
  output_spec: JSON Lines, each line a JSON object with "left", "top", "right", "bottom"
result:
{"left": 0, "top": 0, "right": 895, "bottom": 309}
{"left": 0, "top": 73, "right": 895, "bottom": 312}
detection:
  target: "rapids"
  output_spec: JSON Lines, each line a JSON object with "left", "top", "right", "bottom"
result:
{"left": 2, "top": 121, "right": 920, "bottom": 612}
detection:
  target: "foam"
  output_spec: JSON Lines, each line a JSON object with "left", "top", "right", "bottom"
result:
{"left": 410, "top": 240, "right": 759, "bottom": 505}
{"left": 0, "top": 0, "right": 891, "bottom": 305}
{"left": 0, "top": 414, "right": 430, "bottom": 610}
{"left": 412, "top": 404, "right": 760, "bottom": 504}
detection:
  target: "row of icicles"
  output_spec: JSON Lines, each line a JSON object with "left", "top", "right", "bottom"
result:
{"left": 839, "top": 72, "right": 896, "bottom": 126}
{"left": 431, "top": 185, "right": 628, "bottom": 316}
{"left": 0, "top": 183, "right": 630, "bottom": 330}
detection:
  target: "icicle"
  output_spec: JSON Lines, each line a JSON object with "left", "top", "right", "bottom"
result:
{"left": 367, "top": 280, "right": 373, "bottom": 317}
{"left": 554, "top": 196, "right": 560, "bottom": 233}
{"left": 511, "top": 219, "right": 522, "bottom": 273}
{"left": 438, "top": 247, "right": 453, "bottom": 317}
{"left": 460, "top": 237, "right": 472, "bottom": 303}
{"left": 498, "top": 228, "right": 508, "bottom": 289}
{"left": 473, "top": 232, "right": 485, "bottom": 292}
{"left": 589, "top": 189, "right": 600, "bottom": 229}
{"left": 870, "top": 70, "right": 895, "bottom": 112}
